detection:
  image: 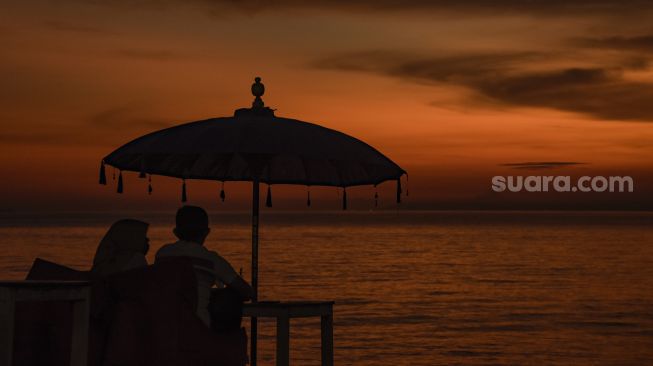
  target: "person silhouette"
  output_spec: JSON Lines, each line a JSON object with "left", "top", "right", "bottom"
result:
{"left": 155, "top": 205, "right": 253, "bottom": 326}
{"left": 91, "top": 219, "right": 150, "bottom": 276}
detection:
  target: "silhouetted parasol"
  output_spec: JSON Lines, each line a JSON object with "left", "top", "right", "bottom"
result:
{"left": 99, "top": 77, "right": 406, "bottom": 364}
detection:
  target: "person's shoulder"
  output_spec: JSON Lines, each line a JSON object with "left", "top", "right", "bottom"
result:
{"left": 205, "top": 248, "right": 224, "bottom": 260}
{"left": 182, "top": 242, "right": 219, "bottom": 261}
{"left": 157, "top": 242, "right": 179, "bottom": 251}
{"left": 155, "top": 242, "right": 180, "bottom": 256}
{"left": 206, "top": 249, "right": 231, "bottom": 266}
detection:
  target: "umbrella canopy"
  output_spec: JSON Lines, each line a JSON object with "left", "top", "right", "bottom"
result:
{"left": 102, "top": 106, "right": 404, "bottom": 188}
{"left": 100, "top": 77, "right": 406, "bottom": 365}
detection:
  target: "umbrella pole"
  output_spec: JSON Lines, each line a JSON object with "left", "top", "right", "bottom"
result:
{"left": 251, "top": 179, "right": 259, "bottom": 366}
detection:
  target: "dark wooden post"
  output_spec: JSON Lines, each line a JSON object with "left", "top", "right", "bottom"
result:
{"left": 251, "top": 179, "right": 260, "bottom": 366}
{"left": 276, "top": 315, "right": 290, "bottom": 366}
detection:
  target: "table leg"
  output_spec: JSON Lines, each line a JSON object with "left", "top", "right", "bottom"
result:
{"left": 0, "top": 288, "right": 16, "bottom": 366}
{"left": 276, "top": 315, "right": 290, "bottom": 366}
{"left": 251, "top": 317, "right": 258, "bottom": 366}
{"left": 321, "top": 314, "right": 334, "bottom": 366}
{"left": 70, "top": 288, "right": 90, "bottom": 366}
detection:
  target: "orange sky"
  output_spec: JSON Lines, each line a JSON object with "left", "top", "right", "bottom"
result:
{"left": 1, "top": 0, "right": 652, "bottom": 211}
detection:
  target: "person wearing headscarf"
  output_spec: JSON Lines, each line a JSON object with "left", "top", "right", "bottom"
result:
{"left": 92, "top": 219, "right": 150, "bottom": 276}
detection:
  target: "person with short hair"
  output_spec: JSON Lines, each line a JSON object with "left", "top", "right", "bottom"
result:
{"left": 156, "top": 205, "right": 253, "bottom": 326}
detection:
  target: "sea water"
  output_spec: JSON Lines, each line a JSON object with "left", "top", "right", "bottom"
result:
{"left": 1, "top": 211, "right": 652, "bottom": 365}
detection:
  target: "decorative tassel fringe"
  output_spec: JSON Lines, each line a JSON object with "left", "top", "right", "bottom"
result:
{"left": 139, "top": 159, "right": 146, "bottom": 178}
{"left": 374, "top": 190, "right": 379, "bottom": 208}
{"left": 148, "top": 175, "right": 152, "bottom": 195}
{"left": 181, "top": 180, "right": 187, "bottom": 202}
{"left": 266, "top": 185, "right": 272, "bottom": 207}
{"left": 117, "top": 171, "right": 123, "bottom": 194}
{"left": 396, "top": 177, "right": 402, "bottom": 204}
{"left": 113, "top": 168, "right": 116, "bottom": 181}
{"left": 99, "top": 161, "right": 107, "bottom": 185}
{"left": 220, "top": 182, "right": 226, "bottom": 202}
{"left": 342, "top": 188, "right": 347, "bottom": 210}
{"left": 307, "top": 189, "right": 311, "bottom": 207}
{"left": 405, "top": 174, "right": 409, "bottom": 196}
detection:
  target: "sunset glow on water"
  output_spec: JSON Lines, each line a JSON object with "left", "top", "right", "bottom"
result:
{"left": 2, "top": 1, "right": 653, "bottom": 364}
{"left": 2, "top": 211, "right": 652, "bottom": 365}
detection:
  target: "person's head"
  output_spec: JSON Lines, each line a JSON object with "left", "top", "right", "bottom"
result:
{"left": 92, "top": 219, "right": 149, "bottom": 275}
{"left": 174, "top": 205, "right": 210, "bottom": 245}
{"left": 98, "top": 219, "right": 150, "bottom": 256}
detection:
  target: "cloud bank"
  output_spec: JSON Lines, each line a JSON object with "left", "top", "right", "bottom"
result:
{"left": 501, "top": 162, "right": 586, "bottom": 170}
{"left": 314, "top": 50, "right": 653, "bottom": 121}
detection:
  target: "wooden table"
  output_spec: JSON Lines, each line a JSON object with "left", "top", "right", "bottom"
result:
{"left": 244, "top": 301, "right": 334, "bottom": 366}
{"left": 0, "top": 281, "right": 92, "bottom": 366}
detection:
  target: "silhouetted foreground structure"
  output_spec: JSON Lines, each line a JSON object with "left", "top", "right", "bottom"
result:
{"left": 9, "top": 258, "right": 247, "bottom": 366}
{"left": 243, "top": 301, "right": 334, "bottom": 366}
{"left": 100, "top": 77, "right": 406, "bottom": 365}
{"left": 1, "top": 280, "right": 91, "bottom": 366}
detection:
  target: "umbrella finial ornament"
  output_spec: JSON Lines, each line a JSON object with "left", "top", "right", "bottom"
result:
{"left": 251, "top": 77, "right": 265, "bottom": 109}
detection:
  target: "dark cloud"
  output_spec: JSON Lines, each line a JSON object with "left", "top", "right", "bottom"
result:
{"left": 90, "top": 105, "right": 173, "bottom": 129}
{"left": 476, "top": 68, "right": 653, "bottom": 120}
{"left": 0, "top": 106, "right": 173, "bottom": 146}
{"left": 577, "top": 34, "right": 653, "bottom": 52}
{"left": 501, "top": 162, "right": 586, "bottom": 170}
{"left": 195, "top": 0, "right": 652, "bottom": 16}
{"left": 314, "top": 50, "right": 653, "bottom": 121}
{"left": 43, "top": 20, "right": 110, "bottom": 34}
{"left": 117, "top": 49, "right": 182, "bottom": 61}
{"left": 0, "top": 131, "right": 70, "bottom": 144}
{"left": 316, "top": 51, "right": 541, "bottom": 84}
{"left": 0, "top": 105, "right": 172, "bottom": 145}
{"left": 62, "top": 0, "right": 653, "bottom": 18}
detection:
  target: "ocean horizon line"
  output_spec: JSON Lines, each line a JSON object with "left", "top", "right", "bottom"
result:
{"left": 1, "top": 208, "right": 653, "bottom": 215}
